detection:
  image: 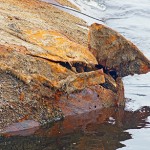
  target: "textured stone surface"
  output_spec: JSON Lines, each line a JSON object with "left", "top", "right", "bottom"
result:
{"left": 88, "top": 23, "right": 150, "bottom": 77}
{"left": 2, "top": 0, "right": 148, "bottom": 132}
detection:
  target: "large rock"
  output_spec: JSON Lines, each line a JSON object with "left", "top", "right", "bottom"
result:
{"left": 88, "top": 23, "right": 150, "bottom": 77}
{"left": 0, "top": 0, "right": 129, "bottom": 132}
{"left": 0, "top": 43, "right": 124, "bottom": 129}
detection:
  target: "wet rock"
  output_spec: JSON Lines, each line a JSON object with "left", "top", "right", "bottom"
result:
{"left": 88, "top": 23, "right": 150, "bottom": 77}
{"left": 1, "top": 120, "right": 40, "bottom": 136}
{"left": 57, "top": 78, "right": 124, "bottom": 116}
{"left": 0, "top": 42, "right": 124, "bottom": 130}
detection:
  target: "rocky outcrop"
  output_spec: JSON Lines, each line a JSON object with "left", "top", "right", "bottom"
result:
{"left": 0, "top": 0, "right": 149, "bottom": 133}
{"left": 88, "top": 23, "right": 150, "bottom": 77}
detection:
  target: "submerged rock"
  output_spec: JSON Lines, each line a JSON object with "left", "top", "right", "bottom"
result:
{"left": 88, "top": 23, "right": 150, "bottom": 77}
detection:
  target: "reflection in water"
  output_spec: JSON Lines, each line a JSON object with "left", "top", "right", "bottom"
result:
{"left": 0, "top": 106, "right": 150, "bottom": 150}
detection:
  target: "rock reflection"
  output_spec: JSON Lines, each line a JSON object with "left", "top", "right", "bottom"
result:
{"left": 0, "top": 106, "right": 150, "bottom": 150}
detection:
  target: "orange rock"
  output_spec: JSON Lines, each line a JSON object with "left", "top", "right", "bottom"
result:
{"left": 0, "top": 0, "right": 126, "bottom": 131}
{"left": 19, "top": 92, "right": 25, "bottom": 101}
{"left": 88, "top": 23, "right": 150, "bottom": 77}
{"left": 24, "top": 29, "right": 97, "bottom": 65}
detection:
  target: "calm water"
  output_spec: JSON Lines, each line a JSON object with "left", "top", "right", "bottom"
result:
{"left": 1, "top": 0, "right": 150, "bottom": 149}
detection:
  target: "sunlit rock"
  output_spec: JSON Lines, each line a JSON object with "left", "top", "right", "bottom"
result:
{"left": 0, "top": 0, "right": 128, "bottom": 132}
{"left": 88, "top": 23, "right": 150, "bottom": 77}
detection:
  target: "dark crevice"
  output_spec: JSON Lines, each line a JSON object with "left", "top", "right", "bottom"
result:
{"left": 95, "top": 64, "right": 104, "bottom": 70}
{"left": 71, "top": 62, "right": 96, "bottom": 73}
{"left": 27, "top": 53, "right": 118, "bottom": 80}
{"left": 101, "top": 82, "right": 117, "bottom": 93}
{"left": 109, "top": 70, "right": 118, "bottom": 80}
{"left": 59, "top": 62, "right": 72, "bottom": 70}
{"left": 96, "top": 64, "right": 118, "bottom": 80}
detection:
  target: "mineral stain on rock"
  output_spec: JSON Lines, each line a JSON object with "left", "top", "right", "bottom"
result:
{"left": 0, "top": 0, "right": 150, "bottom": 134}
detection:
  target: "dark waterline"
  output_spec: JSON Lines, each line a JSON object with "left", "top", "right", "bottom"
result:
{"left": 1, "top": 106, "right": 150, "bottom": 150}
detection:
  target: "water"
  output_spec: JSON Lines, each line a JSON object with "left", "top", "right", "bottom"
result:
{"left": 1, "top": 106, "right": 150, "bottom": 149}
{"left": 1, "top": 0, "right": 150, "bottom": 149}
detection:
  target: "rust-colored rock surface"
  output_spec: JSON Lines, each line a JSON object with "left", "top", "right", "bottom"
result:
{"left": 0, "top": 0, "right": 123, "bottom": 131}
{"left": 88, "top": 23, "right": 150, "bottom": 77}
{"left": 1, "top": 0, "right": 149, "bottom": 133}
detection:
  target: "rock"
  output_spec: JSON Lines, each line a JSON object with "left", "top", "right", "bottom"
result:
{"left": 1, "top": 120, "right": 40, "bottom": 136}
{"left": 0, "top": 0, "right": 124, "bottom": 132}
{"left": 56, "top": 83, "right": 123, "bottom": 116}
{"left": 88, "top": 23, "right": 150, "bottom": 77}
{"left": 102, "top": 73, "right": 117, "bottom": 93}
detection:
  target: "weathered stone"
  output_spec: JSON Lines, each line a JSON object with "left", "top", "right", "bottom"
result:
{"left": 56, "top": 86, "right": 113, "bottom": 116}
{"left": 0, "top": 45, "right": 104, "bottom": 92}
{"left": 102, "top": 73, "right": 117, "bottom": 93}
{"left": 1, "top": 120, "right": 39, "bottom": 136}
{"left": 88, "top": 23, "right": 150, "bottom": 77}
{"left": 0, "top": 0, "right": 127, "bottom": 132}
{"left": 24, "top": 29, "right": 98, "bottom": 64}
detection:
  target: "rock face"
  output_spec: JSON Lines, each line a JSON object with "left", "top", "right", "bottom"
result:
{"left": 0, "top": 0, "right": 124, "bottom": 131}
{"left": 88, "top": 23, "right": 150, "bottom": 77}
{"left": 0, "top": 0, "right": 149, "bottom": 133}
